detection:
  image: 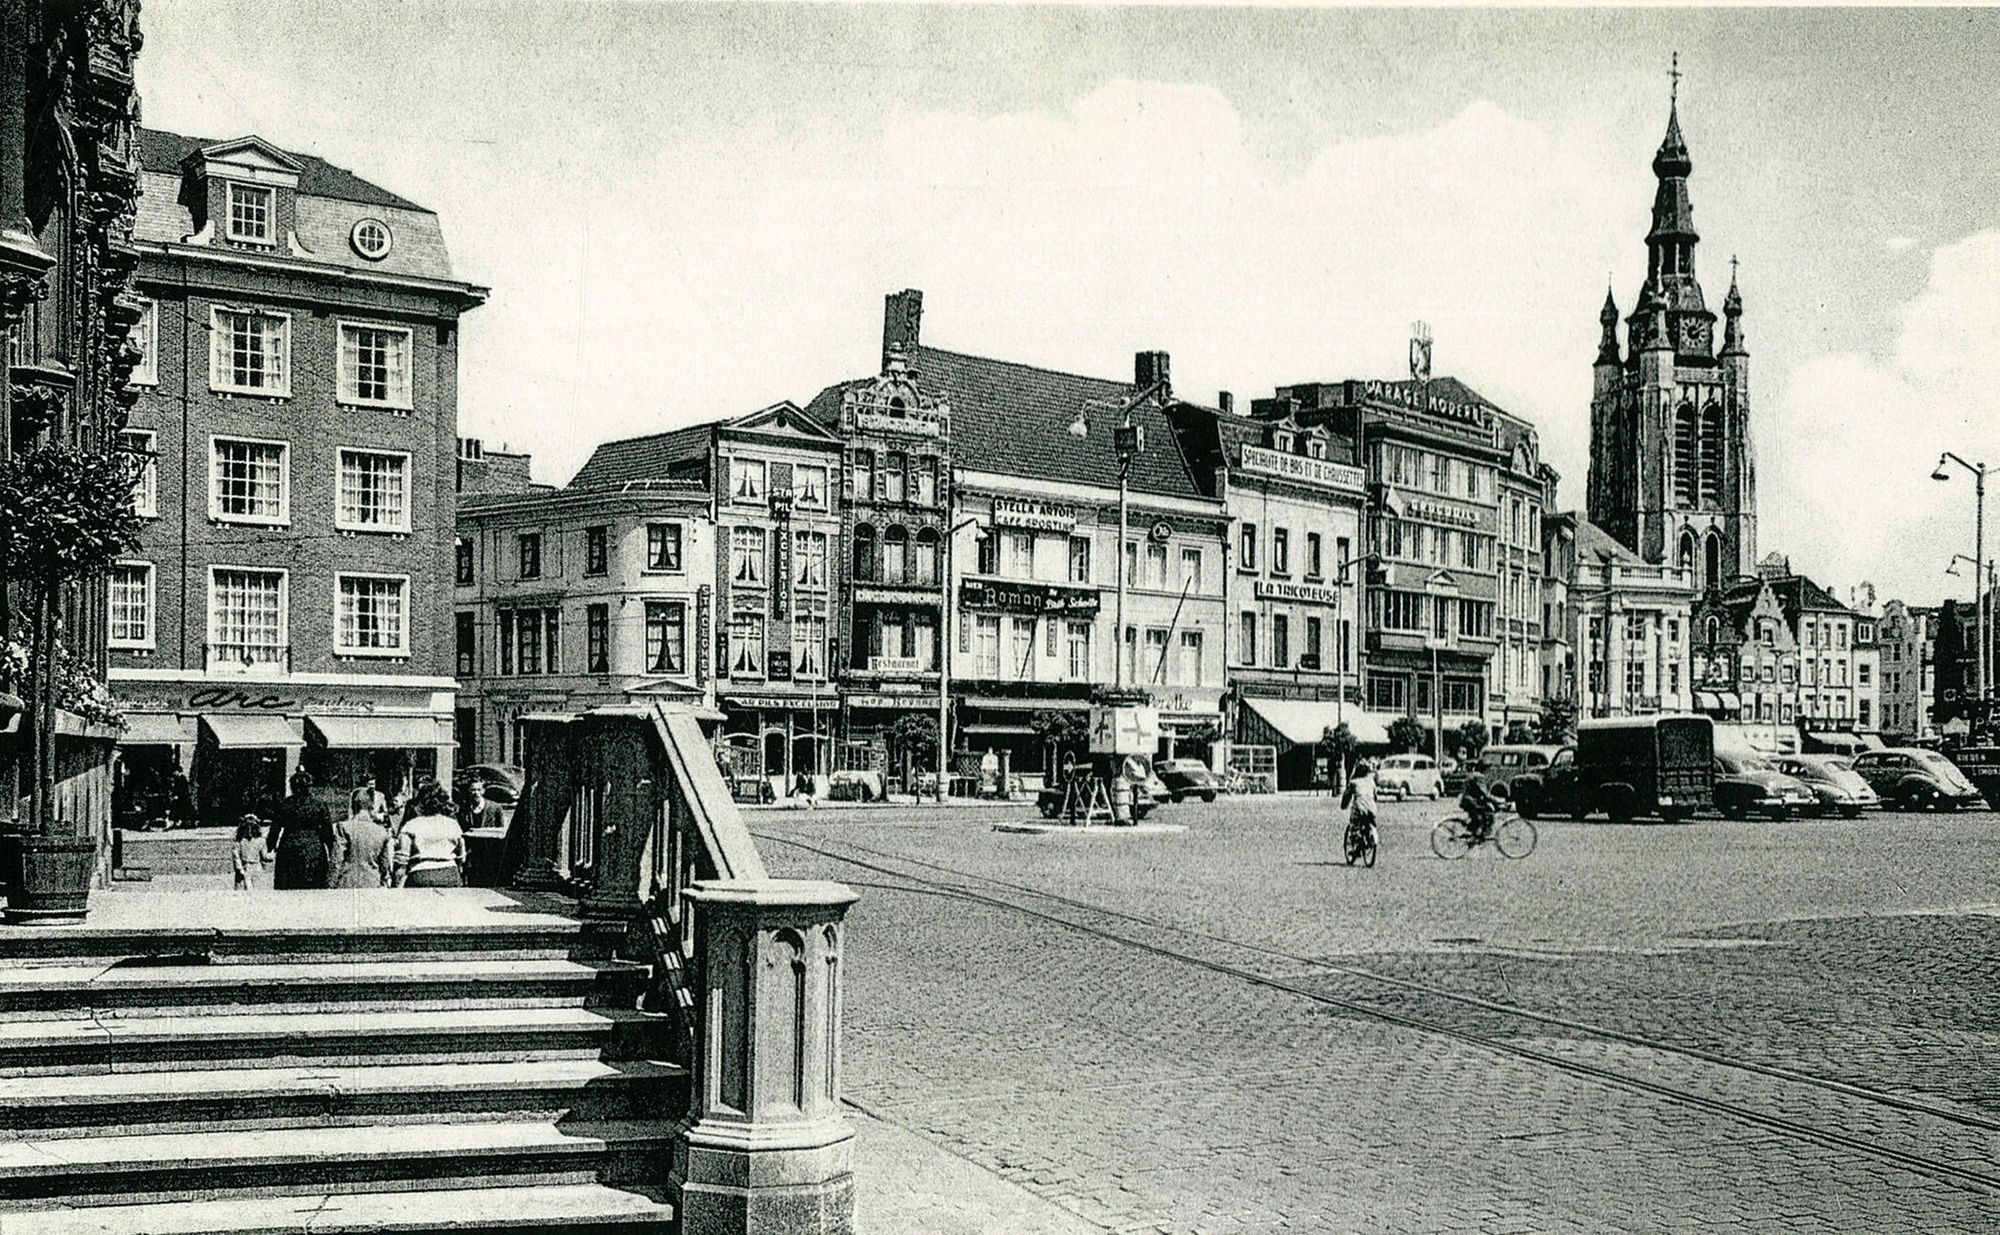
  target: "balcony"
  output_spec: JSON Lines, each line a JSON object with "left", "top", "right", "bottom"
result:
{"left": 205, "top": 644, "right": 291, "bottom": 676}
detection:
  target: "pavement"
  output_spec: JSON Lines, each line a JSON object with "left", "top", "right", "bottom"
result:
{"left": 752, "top": 796, "right": 2000, "bottom": 1234}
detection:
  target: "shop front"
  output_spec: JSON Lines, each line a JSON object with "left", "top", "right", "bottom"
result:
{"left": 840, "top": 688, "right": 940, "bottom": 799}
{"left": 111, "top": 678, "right": 457, "bottom": 826}
{"left": 718, "top": 690, "right": 840, "bottom": 802}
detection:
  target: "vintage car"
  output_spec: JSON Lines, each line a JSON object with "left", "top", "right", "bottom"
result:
{"left": 1850, "top": 748, "right": 1986, "bottom": 811}
{"left": 1772, "top": 754, "right": 1880, "bottom": 818}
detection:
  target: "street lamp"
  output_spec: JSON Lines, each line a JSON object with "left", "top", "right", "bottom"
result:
{"left": 1078, "top": 380, "right": 1167, "bottom": 689}
{"left": 1934, "top": 452, "right": 1987, "bottom": 727}
{"left": 938, "top": 511, "right": 980, "bottom": 803}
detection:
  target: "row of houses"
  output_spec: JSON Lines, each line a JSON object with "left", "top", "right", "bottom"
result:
{"left": 98, "top": 127, "right": 1941, "bottom": 823}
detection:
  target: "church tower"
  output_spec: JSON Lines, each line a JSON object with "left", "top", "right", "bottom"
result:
{"left": 1586, "top": 69, "right": 1756, "bottom": 592}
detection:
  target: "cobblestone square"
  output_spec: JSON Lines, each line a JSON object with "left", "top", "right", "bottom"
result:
{"left": 755, "top": 797, "right": 2000, "bottom": 1233}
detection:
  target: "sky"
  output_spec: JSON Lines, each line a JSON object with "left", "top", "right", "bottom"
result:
{"left": 133, "top": 3, "right": 2000, "bottom": 608}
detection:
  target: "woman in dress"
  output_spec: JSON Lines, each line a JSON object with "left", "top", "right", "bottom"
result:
{"left": 232, "top": 815, "right": 271, "bottom": 890}
{"left": 267, "top": 769, "right": 339, "bottom": 890}
{"left": 394, "top": 781, "right": 468, "bottom": 889}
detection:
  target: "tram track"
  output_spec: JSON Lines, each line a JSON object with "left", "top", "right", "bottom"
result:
{"left": 755, "top": 828, "right": 2000, "bottom": 1196}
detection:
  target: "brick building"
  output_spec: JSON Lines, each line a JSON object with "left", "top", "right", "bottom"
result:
{"left": 1878, "top": 599, "right": 1939, "bottom": 742}
{"left": 110, "top": 129, "right": 485, "bottom": 822}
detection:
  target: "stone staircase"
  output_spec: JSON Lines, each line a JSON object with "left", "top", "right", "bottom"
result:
{"left": 0, "top": 917, "right": 684, "bottom": 1233}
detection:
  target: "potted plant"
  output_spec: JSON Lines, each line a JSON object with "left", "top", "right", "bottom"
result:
{"left": 0, "top": 444, "right": 142, "bottom": 924}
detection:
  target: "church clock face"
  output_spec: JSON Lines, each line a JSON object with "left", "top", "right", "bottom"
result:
{"left": 1677, "top": 317, "right": 1709, "bottom": 354}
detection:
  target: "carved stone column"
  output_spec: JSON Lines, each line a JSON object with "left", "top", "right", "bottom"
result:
{"left": 677, "top": 879, "right": 859, "bottom": 1235}
{"left": 508, "top": 715, "right": 575, "bottom": 893}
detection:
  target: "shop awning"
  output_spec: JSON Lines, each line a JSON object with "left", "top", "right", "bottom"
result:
{"left": 1238, "top": 698, "right": 1393, "bottom": 748}
{"left": 1804, "top": 730, "right": 1865, "bottom": 753}
{"left": 962, "top": 696, "right": 1089, "bottom": 712}
{"left": 961, "top": 722, "right": 1034, "bottom": 737}
{"left": 1695, "top": 692, "right": 1719, "bottom": 710}
{"left": 1718, "top": 692, "right": 1742, "bottom": 711}
{"left": 121, "top": 713, "right": 197, "bottom": 747}
{"left": 306, "top": 714, "right": 449, "bottom": 749}
{"left": 200, "top": 714, "right": 304, "bottom": 749}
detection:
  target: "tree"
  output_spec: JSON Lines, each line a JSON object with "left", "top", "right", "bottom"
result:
{"left": 1031, "top": 710, "right": 1089, "bottom": 778}
{"left": 0, "top": 446, "right": 143, "bottom": 835}
{"left": 889, "top": 713, "right": 939, "bottom": 766}
{"left": 1319, "top": 723, "right": 1358, "bottom": 787}
{"left": 1453, "top": 720, "right": 1490, "bottom": 762}
{"left": 1535, "top": 696, "right": 1580, "bottom": 745}
{"left": 1387, "top": 716, "right": 1429, "bottom": 755}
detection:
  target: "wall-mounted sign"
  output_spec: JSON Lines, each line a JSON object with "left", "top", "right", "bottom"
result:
{"left": 767, "top": 650, "right": 793, "bottom": 682}
{"left": 844, "top": 693, "right": 941, "bottom": 710}
{"left": 1358, "top": 379, "right": 1490, "bottom": 427}
{"left": 994, "top": 497, "right": 1076, "bottom": 533}
{"left": 1148, "top": 520, "right": 1173, "bottom": 544}
{"left": 1255, "top": 579, "right": 1343, "bottom": 607}
{"left": 873, "top": 656, "right": 927, "bottom": 674}
{"left": 958, "top": 579, "right": 1102, "bottom": 616}
{"left": 1400, "top": 497, "right": 1490, "bottom": 531}
{"left": 1239, "top": 445, "right": 1365, "bottom": 495}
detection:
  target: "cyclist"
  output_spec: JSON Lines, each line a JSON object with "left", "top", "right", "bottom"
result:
{"left": 1340, "top": 760, "right": 1379, "bottom": 857}
{"left": 1458, "top": 772, "right": 1499, "bottom": 844}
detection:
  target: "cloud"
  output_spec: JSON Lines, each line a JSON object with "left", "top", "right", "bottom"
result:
{"left": 1763, "top": 232, "right": 2000, "bottom": 602}
{"left": 1885, "top": 235, "right": 1917, "bottom": 252}
{"left": 450, "top": 80, "right": 1643, "bottom": 492}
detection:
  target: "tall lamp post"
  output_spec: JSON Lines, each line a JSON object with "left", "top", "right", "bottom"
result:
{"left": 1933, "top": 452, "right": 1987, "bottom": 730}
{"left": 937, "top": 511, "right": 979, "bottom": 802}
{"left": 1075, "top": 380, "right": 1166, "bottom": 690}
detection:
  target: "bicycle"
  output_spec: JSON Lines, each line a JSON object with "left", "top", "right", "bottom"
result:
{"left": 1430, "top": 809, "right": 1537, "bottom": 860}
{"left": 1342, "top": 813, "right": 1378, "bottom": 867}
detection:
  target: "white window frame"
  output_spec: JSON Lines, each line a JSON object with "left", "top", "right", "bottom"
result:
{"left": 333, "top": 447, "right": 413, "bottom": 533}
{"left": 108, "top": 560, "right": 155, "bottom": 650}
{"left": 206, "top": 565, "right": 290, "bottom": 671}
{"left": 208, "top": 434, "right": 291, "bottom": 526}
{"left": 121, "top": 429, "right": 157, "bottom": 518}
{"left": 208, "top": 307, "right": 291, "bottom": 397}
{"left": 730, "top": 458, "right": 767, "bottom": 505}
{"left": 335, "top": 320, "right": 415, "bottom": 410}
{"left": 129, "top": 298, "right": 158, "bottom": 386}
{"left": 225, "top": 181, "right": 276, "bottom": 245}
{"left": 333, "top": 571, "right": 412, "bottom": 658}
{"left": 794, "top": 464, "right": 829, "bottom": 509}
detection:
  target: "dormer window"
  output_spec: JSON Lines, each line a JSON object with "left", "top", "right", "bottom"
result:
{"left": 226, "top": 182, "right": 275, "bottom": 244}
{"left": 1272, "top": 431, "right": 1295, "bottom": 453}
{"left": 1305, "top": 437, "right": 1327, "bottom": 460}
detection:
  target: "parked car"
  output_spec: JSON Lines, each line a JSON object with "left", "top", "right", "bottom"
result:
{"left": 1850, "top": 748, "right": 1987, "bottom": 811}
{"left": 1439, "top": 756, "right": 1469, "bottom": 795}
{"left": 463, "top": 763, "right": 525, "bottom": 807}
{"left": 1469, "top": 745, "right": 1565, "bottom": 798}
{"left": 1711, "top": 751, "right": 1817, "bottom": 820}
{"left": 1155, "top": 758, "right": 1219, "bottom": 803}
{"left": 1511, "top": 715, "right": 1714, "bottom": 823}
{"left": 1375, "top": 754, "right": 1442, "bottom": 800}
{"left": 1773, "top": 754, "right": 1879, "bottom": 818}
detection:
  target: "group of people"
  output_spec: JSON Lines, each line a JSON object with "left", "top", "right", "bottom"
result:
{"left": 233, "top": 770, "right": 468, "bottom": 891}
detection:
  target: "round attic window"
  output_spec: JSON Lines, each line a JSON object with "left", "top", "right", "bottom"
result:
{"left": 350, "top": 217, "right": 393, "bottom": 260}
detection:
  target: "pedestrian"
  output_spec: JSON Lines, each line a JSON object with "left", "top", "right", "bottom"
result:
{"left": 794, "top": 770, "right": 816, "bottom": 811}
{"left": 232, "top": 815, "right": 271, "bottom": 891}
{"left": 167, "top": 766, "right": 194, "bottom": 828}
{"left": 267, "top": 770, "right": 339, "bottom": 890}
{"left": 334, "top": 793, "right": 394, "bottom": 889}
{"left": 1340, "top": 759, "right": 1379, "bottom": 859}
{"left": 394, "top": 781, "right": 468, "bottom": 889}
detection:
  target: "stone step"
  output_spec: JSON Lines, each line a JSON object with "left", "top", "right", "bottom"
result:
{"left": 0, "top": 1117, "right": 672, "bottom": 1209}
{"left": 0, "top": 1006, "right": 670, "bottom": 1076}
{"left": 0, "top": 958, "right": 643, "bottom": 1019}
{"left": 0, "top": 1182, "right": 674, "bottom": 1233}
{"left": 0, "top": 1057, "right": 687, "bottom": 1139}
{"left": 0, "top": 923, "right": 584, "bottom": 966}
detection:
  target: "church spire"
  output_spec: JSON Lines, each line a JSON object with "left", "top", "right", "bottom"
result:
{"left": 1597, "top": 284, "right": 1621, "bottom": 365}
{"left": 1722, "top": 255, "right": 1746, "bottom": 356}
{"left": 1635, "top": 52, "right": 1713, "bottom": 354}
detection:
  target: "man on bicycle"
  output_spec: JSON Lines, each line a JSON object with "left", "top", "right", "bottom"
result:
{"left": 1459, "top": 773, "right": 1499, "bottom": 844}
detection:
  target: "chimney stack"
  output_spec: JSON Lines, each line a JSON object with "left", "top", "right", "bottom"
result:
{"left": 1134, "top": 350, "right": 1171, "bottom": 395}
{"left": 1218, "top": 391, "right": 1234, "bottom": 415}
{"left": 882, "top": 289, "right": 923, "bottom": 371}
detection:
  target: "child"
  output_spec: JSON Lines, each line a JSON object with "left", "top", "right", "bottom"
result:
{"left": 233, "top": 814, "right": 271, "bottom": 890}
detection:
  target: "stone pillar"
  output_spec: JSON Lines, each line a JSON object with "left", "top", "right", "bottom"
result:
{"left": 577, "top": 716, "right": 654, "bottom": 930}
{"left": 509, "top": 716, "right": 575, "bottom": 892}
{"left": 677, "top": 879, "right": 859, "bottom": 1235}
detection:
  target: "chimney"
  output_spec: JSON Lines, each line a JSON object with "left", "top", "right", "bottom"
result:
{"left": 882, "top": 289, "right": 923, "bottom": 371}
{"left": 1135, "top": 350, "right": 1171, "bottom": 395}
{"left": 1218, "top": 391, "right": 1234, "bottom": 415}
